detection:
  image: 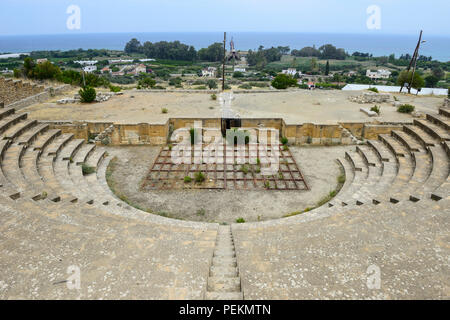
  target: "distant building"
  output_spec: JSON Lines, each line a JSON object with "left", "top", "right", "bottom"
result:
{"left": 234, "top": 65, "right": 246, "bottom": 73}
{"left": 139, "top": 58, "right": 156, "bottom": 62}
{"left": 1, "top": 68, "right": 13, "bottom": 74}
{"left": 282, "top": 68, "right": 300, "bottom": 77}
{"left": 202, "top": 67, "right": 217, "bottom": 78}
{"left": 36, "top": 58, "right": 48, "bottom": 64}
{"left": 83, "top": 65, "right": 97, "bottom": 73}
{"left": 74, "top": 60, "right": 98, "bottom": 66}
{"left": 101, "top": 66, "right": 111, "bottom": 74}
{"left": 109, "top": 59, "right": 133, "bottom": 64}
{"left": 134, "top": 64, "right": 147, "bottom": 75}
{"left": 346, "top": 70, "right": 358, "bottom": 77}
{"left": 366, "top": 69, "right": 392, "bottom": 80}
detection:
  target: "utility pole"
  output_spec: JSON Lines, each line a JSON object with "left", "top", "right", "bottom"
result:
{"left": 400, "top": 30, "right": 423, "bottom": 94}
{"left": 222, "top": 32, "right": 226, "bottom": 92}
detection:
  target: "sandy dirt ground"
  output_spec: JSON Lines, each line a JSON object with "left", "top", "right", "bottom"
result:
{"left": 105, "top": 145, "right": 354, "bottom": 223}
{"left": 23, "top": 89, "right": 445, "bottom": 125}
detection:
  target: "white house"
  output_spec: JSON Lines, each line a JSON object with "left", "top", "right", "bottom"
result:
{"left": 74, "top": 60, "right": 98, "bottom": 66}
{"left": 134, "top": 64, "right": 147, "bottom": 75}
{"left": 282, "top": 68, "right": 300, "bottom": 77}
{"left": 83, "top": 65, "right": 97, "bottom": 73}
{"left": 36, "top": 58, "right": 48, "bottom": 64}
{"left": 109, "top": 59, "right": 133, "bottom": 64}
{"left": 202, "top": 67, "right": 217, "bottom": 77}
{"left": 366, "top": 69, "right": 392, "bottom": 80}
{"left": 234, "top": 65, "right": 246, "bottom": 73}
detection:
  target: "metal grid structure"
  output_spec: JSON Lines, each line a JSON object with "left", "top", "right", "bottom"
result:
{"left": 143, "top": 144, "right": 309, "bottom": 191}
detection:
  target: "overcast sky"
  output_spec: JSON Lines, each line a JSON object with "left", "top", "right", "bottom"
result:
{"left": 0, "top": 0, "right": 449, "bottom": 36}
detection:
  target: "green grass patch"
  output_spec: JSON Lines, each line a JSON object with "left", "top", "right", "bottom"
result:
{"left": 194, "top": 171, "right": 206, "bottom": 183}
{"left": 317, "top": 190, "right": 338, "bottom": 207}
{"left": 82, "top": 164, "right": 96, "bottom": 175}
{"left": 397, "top": 104, "right": 415, "bottom": 113}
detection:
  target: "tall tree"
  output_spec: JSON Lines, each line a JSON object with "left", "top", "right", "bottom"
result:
{"left": 397, "top": 70, "right": 425, "bottom": 90}
{"left": 124, "top": 38, "right": 142, "bottom": 54}
{"left": 325, "top": 60, "right": 330, "bottom": 75}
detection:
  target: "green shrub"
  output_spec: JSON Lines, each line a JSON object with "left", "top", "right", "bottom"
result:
{"left": 82, "top": 164, "right": 96, "bottom": 175}
{"left": 238, "top": 83, "right": 252, "bottom": 90}
{"left": 190, "top": 128, "right": 199, "bottom": 145}
{"left": 211, "top": 93, "right": 217, "bottom": 100}
{"left": 281, "top": 137, "right": 288, "bottom": 145}
{"left": 368, "top": 87, "right": 379, "bottom": 93}
{"left": 206, "top": 79, "right": 217, "bottom": 89}
{"left": 271, "top": 74, "right": 297, "bottom": 89}
{"left": 109, "top": 85, "right": 121, "bottom": 93}
{"left": 196, "top": 208, "right": 206, "bottom": 216}
{"left": 249, "top": 82, "right": 269, "bottom": 88}
{"left": 240, "top": 165, "right": 249, "bottom": 174}
{"left": 138, "top": 77, "right": 156, "bottom": 89}
{"left": 184, "top": 176, "right": 192, "bottom": 183}
{"left": 370, "top": 105, "right": 381, "bottom": 115}
{"left": 79, "top": 86, "right": 96, "bottom": 103}
{"left": 397, "top": 104, "right": 415, "bottom": 113}
{"left": 161, "top": 108, "right": 168, "bottom": 114}
{"left": 194, "top": 171, "right": 205, "bottom": 183}
{"left": 236, "top": 217, "right": 245, "bottom": 223}
{"left": 337, "top": 174, "right": 346, "bottom": 184}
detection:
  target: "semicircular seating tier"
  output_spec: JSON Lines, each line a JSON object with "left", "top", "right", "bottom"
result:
{"left": 0, "top": 105, "right": 449, "bottom": 299}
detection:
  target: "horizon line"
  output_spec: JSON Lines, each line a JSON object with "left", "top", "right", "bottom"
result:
{"left": 1, "top": 31, "right": 448, "bottom": 38}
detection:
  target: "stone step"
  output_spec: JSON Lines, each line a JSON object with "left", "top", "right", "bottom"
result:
{"left": 0, "top": 107, "right": 15, "bottom": 121}
{"left": 73, "top": 144, "right": 96, "bottom": 165}
{"left": 60, "top": 139, "right": 84, "bottom": 161}
{"left": 403, "top": 125, "right": 436, "bottom": 147}
{"left": 414, "top": 119, "right": 450, "bottom": 142}
{"left": 392, "top": 130, "right": 422, "bottom": 152}
{"left": 367, "top": 140, "right": 394, "bottom": 162}
{"left": 2, "top": 119, "right": 37, "bottom": 140}
{"left": 426, "top": 113, "right": 450, "bottom": 131}
{"left": 0, "top": 113, "right": 27, "bottom": 135}
{"left": 439, "top": 107, "right": 450, "bottom": 118}
{"left": 204, "top": 292, "right": 243, "bottom": 300}
{"left": 379, "top": 134, "right": 407, "bottom": 157}
{"left": 213, "top": 248, "right": 236, "bottom": 258}
{"left": 345, "top": 151, "right": 365, "bottom": 171}
{"left": 33, "top": 129, "right": 61, "bottom": 151}
{"left": 85, "top": 148, "right": 106, "bottom": 169}
{"left": 46, "top": 133, "right": 73, "bottom": 156}
{"left": 207, "top": 277, "right": 241, "bottom": 292}
{"left": 17, "top": 123, "right": 49, "bottom": 145}
{"left": 210, "top": 266, "right": 239, "bottom": 277}
{"left": 212, "top": 257, "right": 237, "bottom": 268}
{"left": 356, "top": 145, "right": 379, "bottom": 167}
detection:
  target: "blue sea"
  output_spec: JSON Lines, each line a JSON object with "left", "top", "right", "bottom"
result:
{"left": 0, "top": 32, "right": 449, "bottom": 62}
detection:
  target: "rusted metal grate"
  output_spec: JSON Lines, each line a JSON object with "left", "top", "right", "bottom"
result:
{"left": 142, "top": 144, "right": 309, "bottom": 191}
